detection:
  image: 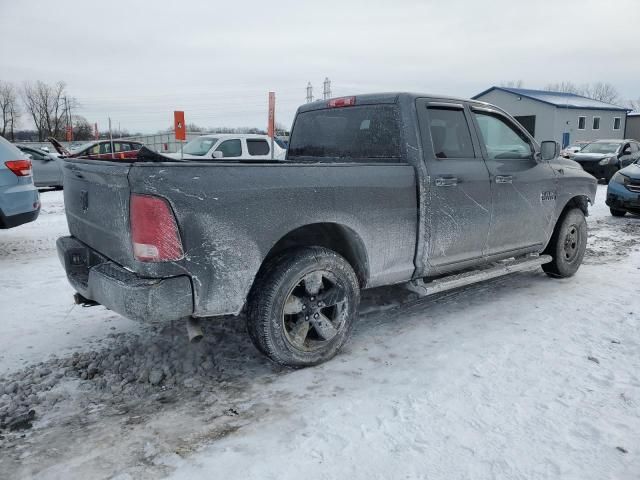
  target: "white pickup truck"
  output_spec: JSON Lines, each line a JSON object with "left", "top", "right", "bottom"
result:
{"left": 167, "top": 133, "right": 286, "bottom": 160}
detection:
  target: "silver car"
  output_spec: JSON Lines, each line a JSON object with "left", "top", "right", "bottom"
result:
{"left": 17, "top": 145, "right": 63, "bottom": 189}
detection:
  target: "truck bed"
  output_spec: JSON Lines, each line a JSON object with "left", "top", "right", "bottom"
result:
{"left": 61, "top": 157, "right": 418, "bottom": 317}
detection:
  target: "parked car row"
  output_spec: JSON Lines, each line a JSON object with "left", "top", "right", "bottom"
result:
{"left": 3, "top": 110, "right": 640, "bottom": 234}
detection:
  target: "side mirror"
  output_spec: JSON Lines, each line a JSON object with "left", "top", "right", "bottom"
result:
{"left": 540, "top": 141, "right": 559, "bottom": 161}
{"left": 212, "top": 151, "right": 224, "bottom": 159}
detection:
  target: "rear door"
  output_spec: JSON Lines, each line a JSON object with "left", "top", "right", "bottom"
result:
{"left": 416, "top": 99, "right": 492, "bottom": 271}
{"left": 470, "top": 107, "right": 556, "bottom": 256}
{"left": 214, "top": 139, "right": 243, "bottom": 158}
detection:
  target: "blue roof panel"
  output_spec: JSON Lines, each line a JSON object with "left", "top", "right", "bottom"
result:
{"left": 473, "top": 86, "right": 630, "bottom": 112}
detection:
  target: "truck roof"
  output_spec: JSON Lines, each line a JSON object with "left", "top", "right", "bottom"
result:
{"left": 194, "top": 133, "right": 276, "bottom": 140}
{"left": 297, "top": 92, "right": 487, "bottom": 113}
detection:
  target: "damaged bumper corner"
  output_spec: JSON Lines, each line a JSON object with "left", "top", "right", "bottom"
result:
{"left": 56, "top": 236, "right": 193, "bottom": 322}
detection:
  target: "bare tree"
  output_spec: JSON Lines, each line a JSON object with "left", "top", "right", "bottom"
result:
{"left": 22, "top": 81, "right": 75, "bottom": 141}
{"left": 501, "top": 80, "right": 524, "bottom": 88}
{"left": 72, "top": 115, "right": 93, "bottom": 141}
{"left": 0, "top": 81, "right": 20, "bottom": 140}
{"left": 544, "top": 81, "right": 581, "bottom": 94}
{"left": 627, "top": 99, "right": 640, "bottom": 112}
{"left": 581, "top": 82, "right": 620, "bottom": 104}
{"left": 545, "top": 81, "right": 620, "bottom": 104}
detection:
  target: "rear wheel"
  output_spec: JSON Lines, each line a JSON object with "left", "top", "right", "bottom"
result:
{"left": 542, "top": 208, "right": 587, "bottom": 278}
{"left": 610, "top": 208, "right": 626, "bottom": 217}
{"left": 247, "top": 247, "right": 360, "bottom": 367}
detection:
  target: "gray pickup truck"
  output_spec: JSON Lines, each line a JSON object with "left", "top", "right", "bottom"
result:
{"left": 57, "top": 93, "right": 596, "bottom": 366}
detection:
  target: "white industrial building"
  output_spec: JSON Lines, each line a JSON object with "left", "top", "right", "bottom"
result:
{"left": 473, "top": 86, "right": 630, "bottom": 147}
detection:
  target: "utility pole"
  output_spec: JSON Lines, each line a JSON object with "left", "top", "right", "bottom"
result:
{"left": 64, "top": 96, "right": 72, "bottom": 141}
{"left": 306, "top": 82, "right": 314, "bottom": 103}
{"left": 322, "top": 77, "right": 332, "bottom": 100}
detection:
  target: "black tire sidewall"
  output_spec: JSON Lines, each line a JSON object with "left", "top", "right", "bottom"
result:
{"left": 248, "top": 248, "right": 360, "bottom": 367}
{"left": 545, "top": 209, "right": 587, "bottom": 277}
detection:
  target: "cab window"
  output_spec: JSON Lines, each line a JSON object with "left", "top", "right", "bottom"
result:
{"left": 247, "top": 139, "right": 270, "bottom": 156}
{"left": 100, "top": 143, "right": 112, "bottom": 154}
{"left": 473, "top": 111, "right": 533, "bottom": 160}
{"left": 426, "top": 107, "right": 475, "bottom": 158}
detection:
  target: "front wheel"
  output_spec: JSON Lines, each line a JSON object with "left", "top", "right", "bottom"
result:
{"left": 247, "top": 247, "right": 360, "bottom": 367}
{"left": 610, "top": 208, "right": 626, "bottom": 217}
{"left": 542, "top": 208, "right": 588, "bottom": 278}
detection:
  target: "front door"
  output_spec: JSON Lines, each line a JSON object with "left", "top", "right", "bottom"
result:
{"left": 28, "top": 149, "right": 57, "bottom": 186}
{"left": 470, "top": 107, "right": 557, "bottom": 256}
{"left": 416, "top": 99, "right": 492, "bottom": 273}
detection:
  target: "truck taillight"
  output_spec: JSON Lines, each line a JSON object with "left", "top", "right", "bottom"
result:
{"left": 5, "top": 160, "right": 32, "bottom": 177}
{"left": 130, "top": 194, "right": 183, "bottom": 262}
{"left": 327, "top": 96, "right": 356, "bottom": 108}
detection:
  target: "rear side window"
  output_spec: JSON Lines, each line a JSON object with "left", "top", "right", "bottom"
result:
{"left": 215, "top": 139, "right": 242, "bottom": 158}
{"left": 0, "top": 137, "right": 26, "bottom": 161}
{"left": 288, "top": 105, "right": 401, "bottom": 161}
{"left": 427, "top": 108, "right": 474, "bottom": 158}
{"left": 247, "top": 139, "right": 270, "bottom": 156}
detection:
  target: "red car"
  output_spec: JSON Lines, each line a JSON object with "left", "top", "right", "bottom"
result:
{"left": 49, "top": 138, "right": 144, "bottom": 160}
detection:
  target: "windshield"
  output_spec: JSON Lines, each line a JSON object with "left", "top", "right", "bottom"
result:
{"left": 580, "top": 142, "right": 620, "bottom": 154}
{"left": 183, "top": 137, "right": 218, "bottom": 156}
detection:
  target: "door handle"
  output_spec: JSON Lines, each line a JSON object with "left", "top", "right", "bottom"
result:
{"left": 435, "top": 177, "right": 458, "bottom": 187}
{"left": 495, "top": 175, "right": 513, "bottom": 184}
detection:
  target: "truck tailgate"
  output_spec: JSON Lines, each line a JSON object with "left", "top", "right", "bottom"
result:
{"left": 62, "top": 160, "right": 134, "bottom": 268}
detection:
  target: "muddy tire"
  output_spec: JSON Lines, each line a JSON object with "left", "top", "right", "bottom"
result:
{"left": 610, "top": 208, "right": 626, "bottom": 217}
{"left": 542, "top": 208, "right": 587, "bottom": 278}
{"left": 246, "top": 247, "right": 360, "bottom": 367}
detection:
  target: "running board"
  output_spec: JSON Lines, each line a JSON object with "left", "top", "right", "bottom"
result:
{"left": 405, "top": 254, "right": 552, "bottom": 297}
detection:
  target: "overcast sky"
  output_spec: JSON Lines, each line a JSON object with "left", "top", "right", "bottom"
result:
{"left": 1, "top": 0, "right": 639, "bottom": 133}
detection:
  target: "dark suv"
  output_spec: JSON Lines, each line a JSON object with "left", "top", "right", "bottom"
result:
{"left": 571, "top": 139, "right": 640, "bottom": 181}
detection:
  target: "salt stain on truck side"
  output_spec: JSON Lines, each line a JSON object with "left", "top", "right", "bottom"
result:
{"left": 56, "top": 93, "right": 596, "bottom": 367}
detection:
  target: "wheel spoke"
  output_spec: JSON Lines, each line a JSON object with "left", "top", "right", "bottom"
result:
{"left": 304, "top": 272, "right": 323, "bottom": 296}
{"left": 318, "top": 284, "right": 346, "bottom": 307}
{"left": 311, "top": 313, "right": 338, "bottom": 341}
{"left": 290, "top": 319, "right": 311, "bottom": 346}
{"left": 284, "top": 295, "right": 304, "bottom": 315}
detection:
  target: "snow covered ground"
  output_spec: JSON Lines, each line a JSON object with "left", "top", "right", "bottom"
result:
{"left": 1, "top": 186, "right": 639, "bottom": 479}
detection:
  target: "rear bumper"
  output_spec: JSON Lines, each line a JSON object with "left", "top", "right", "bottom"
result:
{"left": 0, "top": 208, "right": 40, "bottom": 229}
{"left": 57, "top": 236, "right": 193, "bottom": 322}
{"left": 0, "top": 182, "right": 40, "bottom": 229}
